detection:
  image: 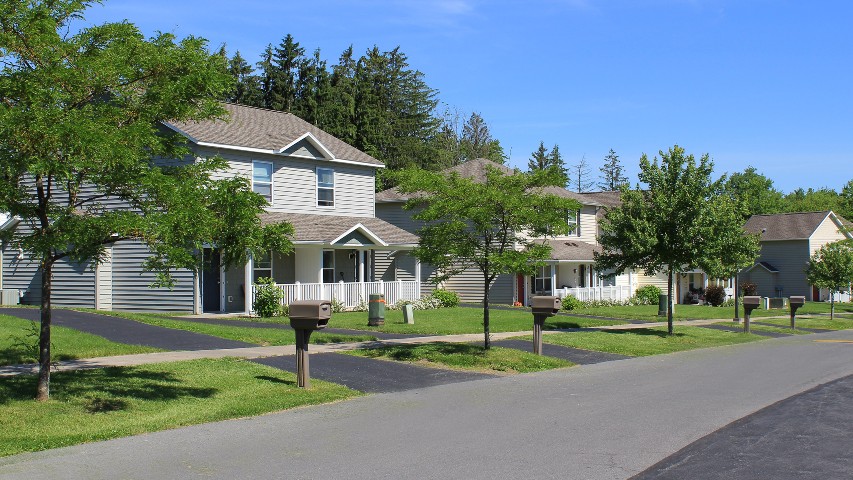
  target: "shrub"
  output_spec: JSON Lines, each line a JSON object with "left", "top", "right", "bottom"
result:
{"left": 253, "top": 277, "right": 283, "bottom": 318}
{"left": 633, "top": 285, "right": 662, "bottom": 305}
{"left": 741, "top": 282, "right": 758, "bottom": 296}
{"left": 330, "top": 298, "right": 347, "bottom": 313}
{"left": 704, "top": 285, "right": 727, "bottom": 306}
{"left": 431, "top": 288, "right": 460, "bottom": 308}
{"left": 561, "top": 295, "right": 583, "bottom": 311}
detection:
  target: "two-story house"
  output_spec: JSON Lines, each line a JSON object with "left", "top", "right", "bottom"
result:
{"left": 1, "top": 103, "right": 420, "bottom": 313}
{"left": 740, "top": 211, "right": 852, "bottom": 301}
{"left": 375, "top": 158, "right": 660, "bottom": 305}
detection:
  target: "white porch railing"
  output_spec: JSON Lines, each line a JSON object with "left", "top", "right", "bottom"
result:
{"left": 553, "top": 286, "right": 633, "bottom": 303}
{"left": 253, "top": 280, "right": 421, "bottom": 310}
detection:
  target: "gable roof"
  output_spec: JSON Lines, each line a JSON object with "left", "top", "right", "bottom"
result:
{"left": 166, "top": 103, "right": 383, "bottom": 167}
{"left": 743, "top": 261, "right": 780, "bottom": 274}
{"left": 743, "top": 211, "right": 850, "bottom": 241}
{"left": 259, "top": 212, "right": 418, "bottom": 247}
{"left": 539, "top": 239, "right": 602, "bottom": 261}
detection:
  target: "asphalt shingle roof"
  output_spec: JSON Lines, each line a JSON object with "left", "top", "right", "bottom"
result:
{"left": 539, "top": 239, "right": 602, "bottom": 261}
{"left": 168, "top": 103, "right": 383, "bottom": 167}
{"left": 743, "top": 211, "right": 837, "bottom": 241}
{"left": 260, "top": 212, "right": 418, "bottom": 246}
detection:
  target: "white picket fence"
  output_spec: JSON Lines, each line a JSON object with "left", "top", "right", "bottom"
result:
{"left": 254, "top": 281, "right": 421, "bottom": 309}
{"left": 553, "top": 286, "right": 633, "bottom": 303}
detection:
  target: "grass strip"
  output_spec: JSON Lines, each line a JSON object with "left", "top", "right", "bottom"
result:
{"left": 81, "top": 310, "right": 376, "bottom": 346}
{"left": 1, "top": 314, "right": 161, "bottom": 366}
{"left": 0, "top": 358, "right": 359, "bottom": 457}
{"left": 540, "top": 326, "right": 763, "bottom": 356}
{"left": 220, "top": 307, "right": 623, "bottom": 335}
{"left": 757, "top": 317, "right": 853, "bottom": 331}
{"left": 346, "top": 342, "right": 572, "bottom": 374}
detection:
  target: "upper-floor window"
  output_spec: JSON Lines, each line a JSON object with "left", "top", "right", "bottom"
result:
{"left": 567, "top": 210, "right": 580, "bottom": 237}
{"left": 253, "top": 160, "right": 273, "bottom": 203}
{"left": 317, "top": 167, "right": 334, "bottom": 207}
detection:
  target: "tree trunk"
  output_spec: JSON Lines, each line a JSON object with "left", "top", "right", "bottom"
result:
{"left": 483, "top": 273, "right": 491, "bottom": 350}
{"left": 36, "top": 260, "right": 53, "bottom": 401}
{"left": 667, "top": 269, "right": 674, "bottom": 335}
{"left": 831, "top": 292, "right": 835, "bottom": 320}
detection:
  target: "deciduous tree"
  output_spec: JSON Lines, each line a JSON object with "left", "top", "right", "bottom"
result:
{"left": 0, "top": 0, "right": 293, "bottom": 400}
{"left": 594, "top": 145, "right": 759, "bottom": 334}
{"left": 806, "top": 241, "right": 853, "bottom": 319}
{"left": 395, "top": 166, "right": 579, "bottom": 348}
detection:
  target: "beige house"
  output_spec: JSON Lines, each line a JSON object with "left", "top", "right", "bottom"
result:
{"left": 740, "top": 211, "right": 852, "bottom": 301}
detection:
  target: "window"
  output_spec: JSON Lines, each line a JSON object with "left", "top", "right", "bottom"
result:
{"left": 317, "top": 167, "right": 334, "bottom": 207}
{"left": 253, "top": 251, "right": 272, "bottom": 282}
{"left": 534, "top": 265, "right": 552, "bottom": 293}
{"left": 567, "top": 210, "right": 580, "bottom": 237}
{"left": 322, "top": 250, "right": 335, "bottom": 283}
{"left": 253, "top": 161, "right": 273, "bottom": 203}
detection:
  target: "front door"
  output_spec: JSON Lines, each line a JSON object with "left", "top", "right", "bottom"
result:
{"left": 202, "top": 248, "right": 221, "bottom": 312}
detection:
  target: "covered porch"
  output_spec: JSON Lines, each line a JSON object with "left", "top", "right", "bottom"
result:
{"left": 199, "top": 212, "right": 421, "bottom": 313}
{"left": 519, "top": 239, "right": 636, "bottom": 305}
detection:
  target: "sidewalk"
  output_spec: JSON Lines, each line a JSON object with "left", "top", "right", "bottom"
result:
{"left": 0, "top": 317, "right": 739, "bottom": 376}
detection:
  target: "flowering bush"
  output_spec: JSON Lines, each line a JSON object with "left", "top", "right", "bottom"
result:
{"left": 253, "top": 277, "right": 283, "bottom": 318}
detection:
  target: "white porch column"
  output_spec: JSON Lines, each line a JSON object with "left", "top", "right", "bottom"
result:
{"left": 415, "top": 256, "right": 422, "bottom": 295}
{"left": 358, "top": 250, "right": 366, "bottom": 301}
{"left": 244, "top": 253, "right": 253, "bottom": 314}
{"left": 550, "top": 263, "right": 557, "bottom": 296}
{"left": 193, "top": 268, "right": 202, "bottom": 315}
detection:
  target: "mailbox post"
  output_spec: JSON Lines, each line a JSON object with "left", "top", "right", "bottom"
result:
{"left": 289, "top": 300, "right": 332, "bottom": 389}
{"left": 531, "top": 296, "right": 561, "bottom": 355}
{"left": 742, "top": 296, "right": 761, "bottom": 333}
{"left": 789, "top": 296, "right": 805, "bottom": 329}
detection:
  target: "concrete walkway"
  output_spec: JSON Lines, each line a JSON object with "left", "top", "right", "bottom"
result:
{"left": 0, "top": 317, "right": 736, "bottom": 377}
{"left": 3, "top": 329, "right": 852, "bottom": 479}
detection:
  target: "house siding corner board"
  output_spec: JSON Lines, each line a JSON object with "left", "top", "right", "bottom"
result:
{"left": 201, "top": 147, "right": 375, "bottom": 217}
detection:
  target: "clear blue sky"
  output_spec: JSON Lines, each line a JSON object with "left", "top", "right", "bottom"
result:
{"left": 80, "top": 0, "right": 853, "bottom": 193}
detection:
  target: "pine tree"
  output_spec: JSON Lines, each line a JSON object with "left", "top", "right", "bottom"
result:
{"left": 599, "top": 149, "right": 629, "bottom": 191}
{"left": 257, "top": 44, "right": 276, "bottom": 109}
{"left": 272, "top": 34, "right": 305, "bottom": 111}
{"left": 227, "top": 50, "right": 261, "bottom": 105}
{"left": 460, "top": 112, "right": 505, "bottom": 163}
{"left": 528, "top": 141, "right": 568, "bottom": 186}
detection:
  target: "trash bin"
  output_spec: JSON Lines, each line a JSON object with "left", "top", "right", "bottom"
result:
{"left": 657, "top": 294, "right": 668, "bottom": 316}
{"left": 368, "top": 293, "right": 385, "bottom": 326}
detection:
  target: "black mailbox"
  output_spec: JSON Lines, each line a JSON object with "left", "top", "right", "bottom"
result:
{"left": 789, "top": 296, "right": 806, "bottom": 329}
{"left": 530, "top": 296, "right": 561, "bottom": 356}
{"left": 742, "top": 296, "right": 761, "bottom": 333}
{"left": 289, "top": 300, "right": 331, "bottom": 331}
{"left": 531, "top": 296, "right": 562, "bottom": 317}
{"left": 288, "top": 299, "right": 332, "bottom": 389}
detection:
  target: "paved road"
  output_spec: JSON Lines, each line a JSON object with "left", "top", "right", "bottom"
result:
{"left": 2, "top": 330, "right": 852, "bottom": 479}
{"left": 634, "top": 373, "right": 853, "bottom": 479}
{"left": 0, "top": 308, "right": 254, "bottom": 351}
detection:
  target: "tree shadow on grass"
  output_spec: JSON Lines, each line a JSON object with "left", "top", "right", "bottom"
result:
{"left": 254, "top": 375, "right": 296, "bottom": 386}
{"left": 0, "top": 367, "right": 218, "bottom": 406}
{"left": 598, "top": 328, "right": 686, "bottom": 339}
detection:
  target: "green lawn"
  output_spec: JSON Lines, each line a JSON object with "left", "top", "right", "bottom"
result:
{"left": 0, "top": 358, "right": 360, "bottom": 457}
{"left": 1, "top": 314, "right": 161, "bottom": 366}
{"left": 83, "top": 310, "right": 377, "bottom": 346}
{"left": 757, "top": 317, "right": 853, "bottom": 331}
{"left": 540, "top": 326, "right": 763, "bottom": 356}
{"left": 346, "top": 342, "right": 572, "bottom": 373}
{"left": 236, "top": 307, "right": 623, "bottom": 336}
{"left": 562, "top": 302, "right": 852, "bottom": 321}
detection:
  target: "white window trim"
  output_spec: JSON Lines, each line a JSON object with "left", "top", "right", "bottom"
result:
{"left": 567, "top": 210, "right": 581, "bottom": 237}
{"left": 534, "top": 265, "right": 552, "bottom": 293}
{"left": 252, "top": 160, "right": 274, "bottom": 204}
{"left": 316, "top": 166, "right": 335, "bottom": 209}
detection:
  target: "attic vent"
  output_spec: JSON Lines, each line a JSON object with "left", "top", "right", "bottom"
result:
{"left": 761, "top": 228, "right": 767, "bottom": 233}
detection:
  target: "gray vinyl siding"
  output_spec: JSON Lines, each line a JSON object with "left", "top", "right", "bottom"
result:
{"left": 375, "top": 202, "right": 421, "bottom": 234}
{"left": 444, "top": 267, "right": 514, "bottom": 304}
{"left": 201, "top": 146, "right": 376, "bottom": 217}
{"left": 741, "top": 240, "right": 811, "bottom": 298}
{"left": 110, "top": 240, "right": 194, "bottom": 312}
